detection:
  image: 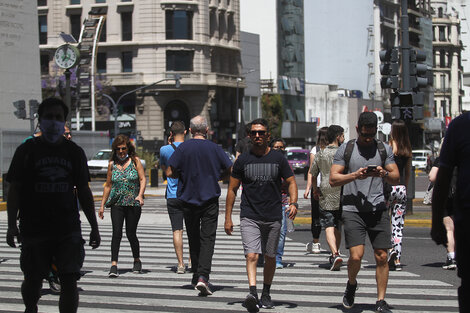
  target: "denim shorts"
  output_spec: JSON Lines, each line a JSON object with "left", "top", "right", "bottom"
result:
{"left": 342, "top": 210, "right": 392, "bottom": 250}
{"left": 20, "top": 233, "right": 85, "bottom": 281}
{"left": 240, "top": 217, "right": 281, "bottom": 257}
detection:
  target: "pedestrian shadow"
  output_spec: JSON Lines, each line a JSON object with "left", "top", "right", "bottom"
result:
{"left": 423, "top": 262, "right": 444, "bottom": 268}
{"left": 226, "top": 299, "right": 298, "bottom": 309}
{"left": 332, "top": 303, "right": 378, "bottom": 312}
{"left": 0, "top": 258, "right": 7, "bottom": 264}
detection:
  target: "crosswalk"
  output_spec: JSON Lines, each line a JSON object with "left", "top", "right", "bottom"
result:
{"left": 0, "top": 220, "right": 459, "bottom": 313}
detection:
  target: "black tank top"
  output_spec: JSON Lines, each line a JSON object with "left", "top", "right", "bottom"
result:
{"left": 394, "top": 154, "right": 409, "bottom": 185}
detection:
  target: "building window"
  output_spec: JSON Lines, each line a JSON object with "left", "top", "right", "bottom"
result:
{"left": 70, "top": 0, "right": 80, "bottom": 4}
{"left": 218, "top": 12, "right": 226, "bottom": 39}
{"left": 440, "top": 49, "right": 446, "bottom": 67}
{"left": 38, "top": 0, "right": 47, "bottom": 6}
{"left": 95, "top": 0, "right": 106, "bottom": 3}
{"left": 166, "top": 50, "right": 194, "bottom": 71}
{"left": 38, "top": 15, "right": 47, "bottom": 44}
{"left": 210, "top": 10, "right": 217, "bottom": 37}
{"left": 40, "top": 54, "right": 50, "bottom": 74}
{"left": 97, "top": 52, "right": 107, "bottom": 73}
{"left": 99, "top": 20, "right": 106, "bottom": 42}
{"left": 438, "top": 7, "right": 443, "bottom": 18}
{"left": 166, "top": 10, "right": 193, "bottom": 40}
{"left": 439, "top": 26, "right": 446, "bottom": 41}
{"left": 121, "top": 12, "right": 132, "bottom": 41}
{"left": 70, "top": 14, "right": 81, "bottom": 43}
{"left": 122, "top": 51, "right": 133, "bottom": 72}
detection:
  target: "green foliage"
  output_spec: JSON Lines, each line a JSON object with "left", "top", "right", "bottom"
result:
{"left": 261, "top": 93, "right": 283, "bottom": 138}
{"left": 136, "top": 147, "right": 157, "bottom": 170}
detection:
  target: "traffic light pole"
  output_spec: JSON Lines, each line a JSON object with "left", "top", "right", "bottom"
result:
{"left": 401, "top": 0, "right": 411, "bottom": 92}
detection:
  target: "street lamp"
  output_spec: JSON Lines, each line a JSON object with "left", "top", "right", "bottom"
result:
{"left": 235, "top": 69, "right": 256, "bottom": 144}
{"left": 102, "top": 74, "right": 181, "bottom": 139}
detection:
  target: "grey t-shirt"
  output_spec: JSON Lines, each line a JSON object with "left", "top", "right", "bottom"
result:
{"left": 333, "top": 140, "right": 395, "bottom": 213}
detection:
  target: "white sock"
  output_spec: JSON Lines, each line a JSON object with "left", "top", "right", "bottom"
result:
{"left": 448, "top": 252, "right": 455, "bottom": 259}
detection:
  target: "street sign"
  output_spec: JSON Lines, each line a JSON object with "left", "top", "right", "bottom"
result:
{"left": 378, "top": 122, "right": 391, "bottom": 135}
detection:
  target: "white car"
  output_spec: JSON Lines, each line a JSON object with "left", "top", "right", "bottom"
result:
{"left": 88, "top": 149, "right": 146, "bottom": 177}
{"left": 412, "top": 156, "right": 427, "bottom": 170}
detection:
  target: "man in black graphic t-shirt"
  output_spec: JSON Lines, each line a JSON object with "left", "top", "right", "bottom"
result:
{"left": 6, "top": 98, "right": 100, "bottom": 313}
{"left": 225, "top": 118, "right": 298, "bottom": 312}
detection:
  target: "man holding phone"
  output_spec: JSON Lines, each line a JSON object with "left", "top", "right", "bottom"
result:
{"left": 330, "top": 112, "right": 399, "bottom": 313}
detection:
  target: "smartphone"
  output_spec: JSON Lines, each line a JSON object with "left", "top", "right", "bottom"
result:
{"left": 366, "top": 165, "right": 377, "bottom": 172}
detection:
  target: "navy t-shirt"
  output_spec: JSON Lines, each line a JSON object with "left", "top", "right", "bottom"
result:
{"left": 232, "top": 149, "right": 293, "bottom": 222}
{"left": 6, "top": 137, "right": 90, "bottom": 236}
{"left": 167, "top": 139, "right": 232, "bottom": 206}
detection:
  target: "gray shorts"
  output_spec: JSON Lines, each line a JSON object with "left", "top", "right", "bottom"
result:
{"left": 319, "top": 208, "right": 342, "bottom": 229}
{"left": 167, "top": 198, "right": 184, "bottom": 231}
{"left": 240, "top": 217, "right": 281, "bottom": 257}
{"left": 342, "top": 210, "right": 392, "bottom": 250}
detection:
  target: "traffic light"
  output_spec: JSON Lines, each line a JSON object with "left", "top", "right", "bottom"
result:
{"left": 390, "top": 91, "right": 424, "bottom": 120}
{"left": 13, "top": 100, "right": 26, "bottom": 119}
{"left": 29, "top": 99, "right": 39, "bottom": 118}
{"left": 409, "top": 49, "right": 429, "bottom": 90}
{"left": 380, "top": 48, "right": 399, "bottom": 89}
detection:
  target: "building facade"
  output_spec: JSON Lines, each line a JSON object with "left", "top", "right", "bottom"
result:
{"left": 431, "top": 1, "right": 464, "bottom": 121}
{"left": 38, "top": 0, "right": 244, "bottom": 151}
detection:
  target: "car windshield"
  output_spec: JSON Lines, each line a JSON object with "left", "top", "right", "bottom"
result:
{"left": 287, "top": 152, "right": 308, "bottom": 161}
{"left": 413, "top": 156, "right": 427, "bottom": 161}
{"left": 92, "top": 151, "right": 111, "bottom": 160}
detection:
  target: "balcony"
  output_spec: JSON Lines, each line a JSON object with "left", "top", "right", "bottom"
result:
{"left": 163, "top": 72, "right": 243, "bottom": 88}
{"left": 99, "top": 72, "right": 143, "bottom": 86}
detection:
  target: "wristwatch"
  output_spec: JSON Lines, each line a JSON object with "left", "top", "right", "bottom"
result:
{"left": 289, "top": 202, "right": 299, "bottom": 209}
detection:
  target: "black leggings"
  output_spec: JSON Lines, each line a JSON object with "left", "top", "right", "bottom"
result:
{"left": 110, "top": 205, "right": 141, "bottom": 262}
{"left": 310, "top": 191, "right": 322, "bottom": 239}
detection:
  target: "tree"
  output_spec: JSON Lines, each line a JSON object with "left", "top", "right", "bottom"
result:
{"left": 261, "top": 93, "right": 283, "bottom": 138}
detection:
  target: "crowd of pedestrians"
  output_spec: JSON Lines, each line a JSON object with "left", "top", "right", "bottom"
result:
{"left": 5, "top": 97, "right": 469, "bottom": 313}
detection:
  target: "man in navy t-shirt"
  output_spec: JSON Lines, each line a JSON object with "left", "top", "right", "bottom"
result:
{"left": 225, "top": 118, "right": 298, "bottom": 312}
{"left": 166, "top": 115, "right": 232, "bottom": 296}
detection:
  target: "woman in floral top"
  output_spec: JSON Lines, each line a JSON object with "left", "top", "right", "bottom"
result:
{"left": 99, "top": 134, "right": 146, "bottom": 277}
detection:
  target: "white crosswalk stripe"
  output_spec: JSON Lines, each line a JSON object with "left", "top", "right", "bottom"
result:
{"left": 0, "top": 221, "right": 458, "bottom": 312}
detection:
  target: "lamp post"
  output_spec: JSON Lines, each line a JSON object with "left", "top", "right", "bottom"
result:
{"left": 102, "top": 74, "right": 181, "bottom": 138}
{"left": 235, "top": 69, "right": 256, "bottom": 145}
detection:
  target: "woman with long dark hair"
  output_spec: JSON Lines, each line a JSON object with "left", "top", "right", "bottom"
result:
{"left": 99, "top": 134, "right": 146, "bottom": 277}
{"left": 304, "top": 126, "right": 329, "bottom": 253}
{"left": 387, "top": 120, "right": 412, "bottom": 271}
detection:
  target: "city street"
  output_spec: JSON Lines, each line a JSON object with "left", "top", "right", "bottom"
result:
{"left": 0, "top": 173, "right": 460, "bottom": 312}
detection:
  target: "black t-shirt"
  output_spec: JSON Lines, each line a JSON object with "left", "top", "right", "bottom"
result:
{"left": 232, "top": 149, "right": 293, "bottom": 222}
{"left": 6, "top": 137, "right": 90, "bottom": 236}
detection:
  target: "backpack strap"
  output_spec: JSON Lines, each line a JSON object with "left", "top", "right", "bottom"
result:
{"left": 170, "top": 143, "right": 177, "bottom": 151}
{"left": 376, "top": 140, "right": 387, "bottom": 167}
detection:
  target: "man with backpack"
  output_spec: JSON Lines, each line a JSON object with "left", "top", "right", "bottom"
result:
{"left": 330, "top": 112, "right": 399, "bottom": 313}
{"left": 159, "top": 121, "right": 189, "bottom": 274}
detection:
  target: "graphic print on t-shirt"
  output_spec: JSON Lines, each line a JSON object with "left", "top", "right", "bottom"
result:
{"left": 244, "top": 163, "right": 279, "bottom": 185}
{"left": 35, "top": 157, "right": 72, "bottom": 193}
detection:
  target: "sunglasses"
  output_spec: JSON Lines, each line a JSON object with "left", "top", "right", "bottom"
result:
{"left": 359, "top": 132, "right": 376, "bottom": 138}
{"left": 114, "top": 147, "right": 128, "bottom": 152}
{"left": 272, "top": 145, "right": 285, "bottom": 150}
{"left": 250, "top": 130, "right": 267, "bottom": 136}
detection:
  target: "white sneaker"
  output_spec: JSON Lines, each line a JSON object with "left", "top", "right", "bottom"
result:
{"left": 306, "top": 242, "right": 313, "bottom": 253}
{"left": 312, "top": 243, "right": 321, "bottom": 254}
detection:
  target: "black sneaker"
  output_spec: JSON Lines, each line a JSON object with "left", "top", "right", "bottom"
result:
{"left": 342, "top": 281, "right": 357, "bottom": 309}
{"left": 375, "top": 299, "right": 392, "bottom": 313}
{"left": 108, "top": 265, "right": 119, "bottom": 278}
{"left": 196, "top": 277, "right": 212, "bottom": 296}
{"left": 133, "top": 260, "right": 142, "bottom": 273}
{"left": 243, "top": 294, "right": 259, "bottom": 313}
{"left": 442, "top": 257, "right": 457, "bottom": 270}
{"left": 260, "top": 294, "right": 274, "bottom": 309}
{"left": 395, "top": 262, "right": 403, "bottom": 271}
{"left": 330, "top": 254, "right": 343, "bottom": 271}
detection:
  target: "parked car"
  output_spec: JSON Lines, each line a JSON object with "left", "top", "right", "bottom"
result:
{"left": 412, "top": 156, "right": 427, "bottom": 170}
{"left": 286, "top": 149, "right": 309, "bottom": 173}
{"left": 88, "top": 149, "right": 146, "bottom": 177}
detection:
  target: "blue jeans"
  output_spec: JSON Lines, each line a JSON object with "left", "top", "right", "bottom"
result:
{"left": 276, "top": 205, "right": 288, "bottom": 264}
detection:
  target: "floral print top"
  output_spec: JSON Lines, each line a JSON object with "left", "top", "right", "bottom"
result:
{"left": 105, "top": 160, "right": 140, "bottom": 207}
